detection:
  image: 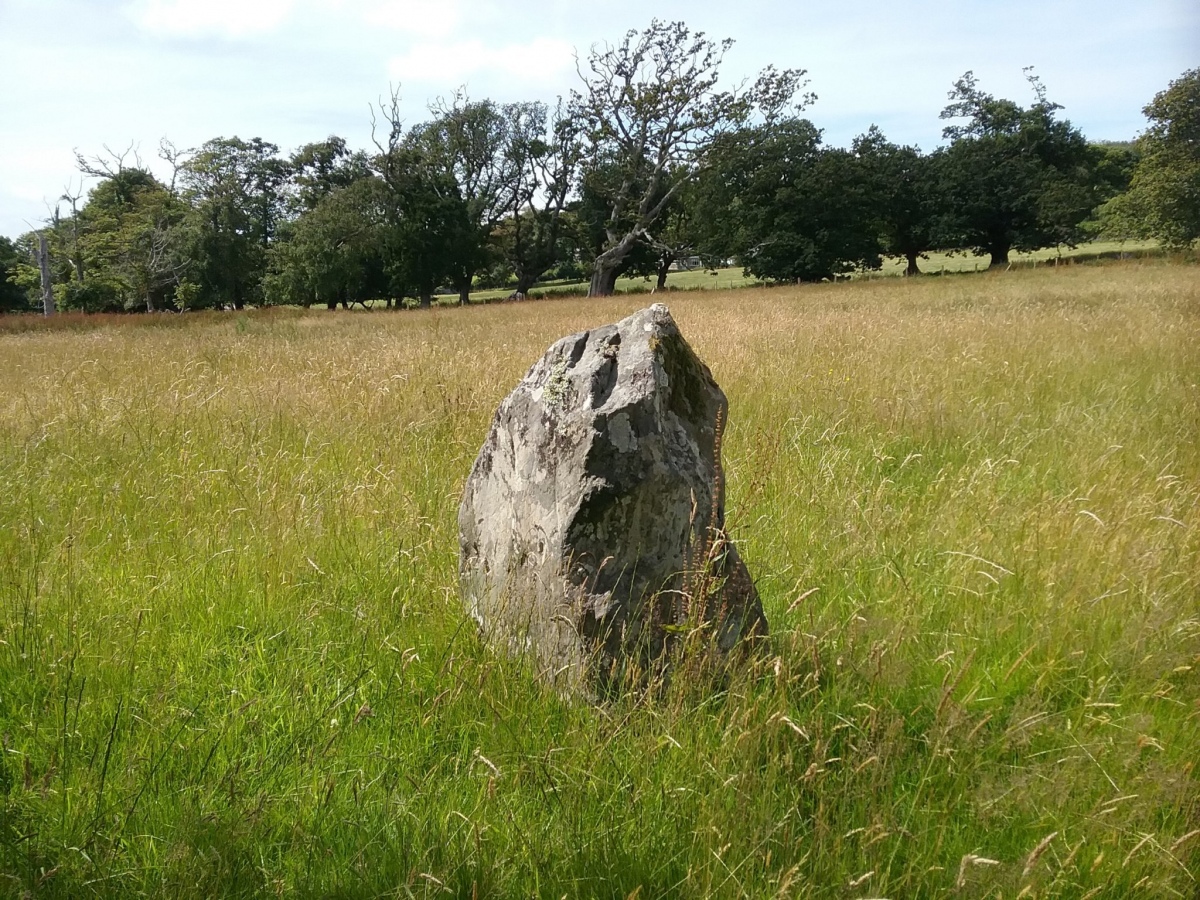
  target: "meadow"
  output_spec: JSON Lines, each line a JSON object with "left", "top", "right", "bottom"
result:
{"left": 0, "top": 262, "right": 1197, "bottom": 898}
{"left": 468, "top": 240, "right": 1163, "bottom": 301}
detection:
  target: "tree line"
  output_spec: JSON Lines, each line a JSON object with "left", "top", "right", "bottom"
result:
{"left": 1, "top": 22, "right": 1196, "bottom": 315}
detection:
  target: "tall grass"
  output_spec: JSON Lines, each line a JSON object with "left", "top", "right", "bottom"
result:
{"left": 0, "top": 264, "right": 1196, "bottom": 897}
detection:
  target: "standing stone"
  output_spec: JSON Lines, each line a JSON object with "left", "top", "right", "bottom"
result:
{"left": 458, "top": 304, "right": 766, "bottom": 694}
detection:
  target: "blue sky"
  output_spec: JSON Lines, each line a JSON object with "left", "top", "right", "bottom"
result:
{"left": 1, "top": 0, "right": 1196, "bottom": 238}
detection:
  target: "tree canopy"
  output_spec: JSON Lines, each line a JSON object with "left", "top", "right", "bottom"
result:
{"left": 1, "top": 30, "right": 1185, "bottom": 316}
{"left": 570, "top": 20, "right": 806, "bottom": 295}
{"left": 937, "top": 70, "right": 1107, "bottom": 267}
{"left": 1104, "top": 68, "right": 1200, "bottom": 249}
{"left": 695, "top": 118, "right": 883, "bottom": 282}
{"left": 0, "top": 237, "right": 33, "bottom": 312}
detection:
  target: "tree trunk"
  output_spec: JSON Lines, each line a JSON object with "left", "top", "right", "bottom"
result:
{"left": 514, "top": 273, "right": 539, "bottom": 296}
{"left": 453, "top": 268, "right": 473, "bottom": 306}
{"left": 656, "top": 256, "right": 672, "bottom": 291}
{"left": 419, "top": 292, "right": 432, "bottom": 309}
{"left": 37, "top": 234, "right": 54, "bottom": 316}
{"left": 988, "top": 243, "right": 1011, "bottom": 269}
{"left": 904, "top": 251, "right": 921, "bottom": 276}
{"left": 588, "top": 235, "right": 639, "bottom": 297}
{"left": 589, "top": 265, "right": 620, "bottom": 297}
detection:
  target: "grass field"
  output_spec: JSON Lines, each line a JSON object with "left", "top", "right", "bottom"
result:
{"left": 1, "top": 262, "right": 1197, "bottom": 897}
{"left": 468, "top": 240, "right": 1163, "bottom": 301}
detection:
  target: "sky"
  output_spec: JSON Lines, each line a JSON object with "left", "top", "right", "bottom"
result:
{"left": 1, "top": 0, "right": 1196, "bottom": 239}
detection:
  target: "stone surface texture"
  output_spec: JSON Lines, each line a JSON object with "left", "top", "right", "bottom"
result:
{"left": 458, "top": 304, "right": 767, "bottom": 692}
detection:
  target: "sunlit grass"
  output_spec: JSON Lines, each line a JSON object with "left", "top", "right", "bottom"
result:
{"left": 0, "top": 263, "right": 1197, "bottom": 897}
{"left": 466, "top": 239, "right": 1163, "bottom": 301}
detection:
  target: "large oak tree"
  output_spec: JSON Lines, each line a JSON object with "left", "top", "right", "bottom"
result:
{"left": 938, "top": 70, "right": 1102, "bottom": 267}
{"left": 853, "top": 128, "right": 948, "bottom": 276}
{"left": 695, "top": 118, "right": 884, "bottom": 283}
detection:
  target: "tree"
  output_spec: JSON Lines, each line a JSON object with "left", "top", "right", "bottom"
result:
{"left": 71, "top": 167, "right": 186, "bottom": 312}
{"left": 369, "top": 90, "right": 475, "bottom": 308}
{"left": 179, "top": 137, "right": 290, "bottom": 308}
{"left": 496, "top": 100, "right": 584, "bottom": 297}
{"left": 695, "top": 118, "right": 883, "bottom": 282}
{"left": 265, "top": 136, "right": 386, "bottom": 308}
{"left": 577, "top": 166, "right": 708, "bottom": 291}
{"left": 288, "top": 136, "right": 371, "bottom": 215}
{"left": 573, "top": 160, "right": 662, "bottom": 286}
{"left": 938, "top": 70, "right": 1103, "bottom": 267}
{"left": 36, "top": 233, "right": 55, "bottom": 315}
{"left": 58, "top": 181, "right": 86, "bottom": 284}
{"left": 1089, "top": 141, "right": 1140, "bottom": 239}
{"left": 388, "top": 148, "right": 473, "bottom": 307}
{"left": 571, "top": 20, "right": 805, "bottom": 296}
{"left": 0, "top": 237, "right": 35, "bottom": 312}
{"left": 414, "top": 93, "right": 530, "bottom": 304}
{"left": 639, "top": 175, "right": 708, "bottom": 290}
{"left": 1106, "top": 69, "right": 1200, "bottom": 249}
{"left": 854, "top": 128, "right": 947, "bottom": 275}
{"left": 265, "top": 176, "right": 389, "bottom": 309}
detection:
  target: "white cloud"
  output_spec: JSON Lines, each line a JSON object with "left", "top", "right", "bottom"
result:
{"left": 388, "top": 36, "right": 575, "bottom": 91}
{"left": 361, "top": 0, "right": 464, "bottom": 37}
{"left": 127, "top": 0, "right": 297, "bottom": 38}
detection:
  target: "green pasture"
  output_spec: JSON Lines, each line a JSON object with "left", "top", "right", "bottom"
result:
{"left": 468, "top": 240, "right": 1163, "bottom": 302}
{"left": 0, "top": 262, "right": 1196, "bottom": 897}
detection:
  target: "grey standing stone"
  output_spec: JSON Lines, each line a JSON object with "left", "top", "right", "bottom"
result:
{"left": 458, "top": 304, "right": 766, "bottom": 694}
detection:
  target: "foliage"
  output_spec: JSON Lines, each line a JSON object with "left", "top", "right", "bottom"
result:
{"left": 853, "top": 128, "right": 948, "bottom": 274}
{"left": 570, "top": 19, "right": 806, "bottom": 295}
{"left": 179, "top": 137, "right": 291, "bottom": 309}
{"left": 287, "top": 136, "right": 371, "bottom": 215}
{"left": 375, "top": 142, "right": 472, "bottom": 307}
{"left": 697, "top": 118, "right": 884, "bottom": 281}
{"left": 412, "top": 93, "right": 528, "bottom": 303}
{"left": 56, "top": 277, "right": 125, "bottom": 313}
{"left": 938, "top": 70, "right": 1110, "bottom": 266}
{"left": 0, "top": 237, "right": 34, "bottom": 312}
{"left": 501, "top": 100, "right": 585, "bottom": 296}
{"left": 3, "top": 34, "right": 1192, "bottom": 317}
{"left": 71, "top": 168, "right": 187, "bottom": 312}
{"left": 572, "top": 163, "right": 661, "bottom": 281}
{"left": 1104, "top": 68, "right": 1200, "bottom": 249}
{"left": 265, "top": 177, "right": 389, "bottom": 309}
